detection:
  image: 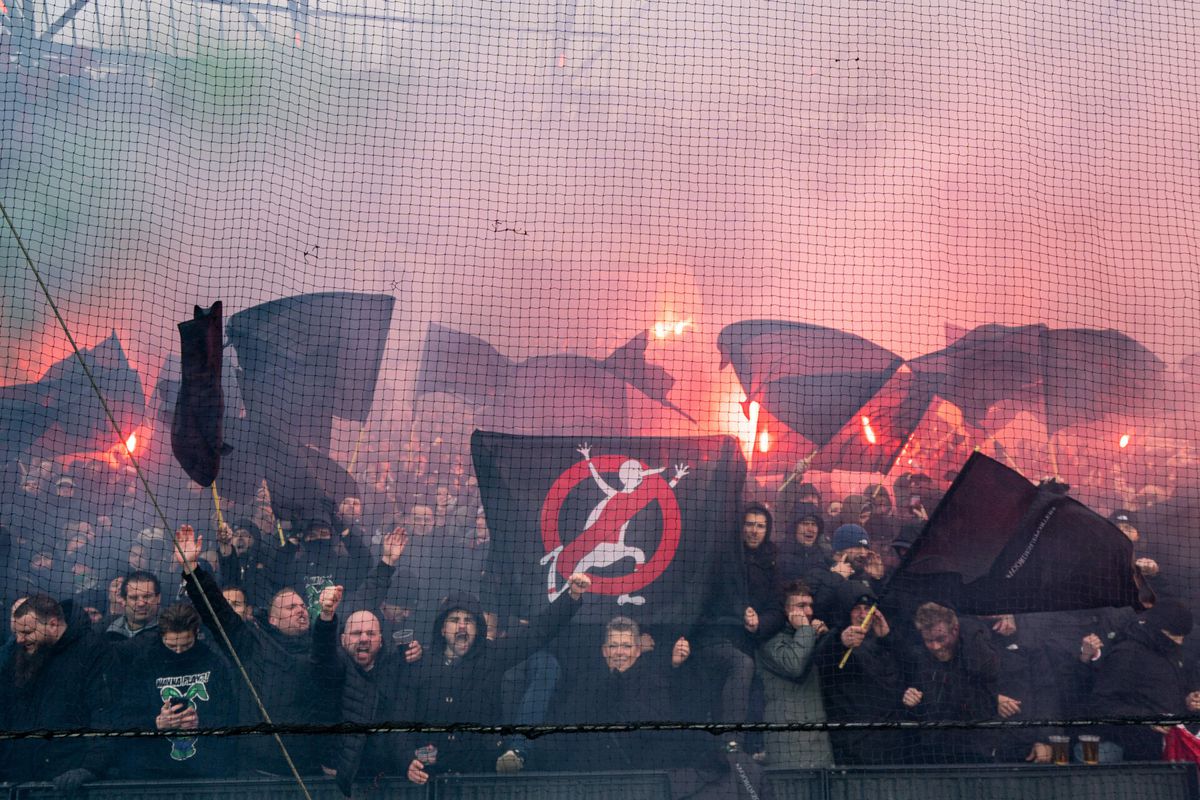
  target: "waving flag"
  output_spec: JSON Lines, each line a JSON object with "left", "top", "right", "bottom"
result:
{"left": 887, "top": 451, "right": 1145, "bottom": 615}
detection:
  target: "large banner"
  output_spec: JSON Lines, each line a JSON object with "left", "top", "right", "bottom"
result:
{"left": 472, "top": 431, "right": 746, "bottom": 626}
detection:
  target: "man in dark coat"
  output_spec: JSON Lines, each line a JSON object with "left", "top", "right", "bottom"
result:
{"left": 901, "top": 602, "right": 1000, "bottom": 763}
{"left": 804, "top": 524, "right": 885, "bottom": 622}
{"left": 545, "top": 615, "right": 692, "bottom": 771}
{"left": 687, "top": 503, "right": 782, "bottom": 746}
{"left": 1090, "top": 600, "right": 1200, "bottom": 761}
{"left": 271, "top": 511, "right": 375, "bottom": 620}
{"left": 404, "top": 574, "right": 591, "bottom": 785}
{"left": 0, "top": 594, "right": 112, "bottom": 791}
{"left": 777, "top": 509, "right": 831, "bottom": 584}
{"left": 175, "top": 524, "right": 326, "bottom": 776}
{"left": 815, "top": 583, "right": 907, "bottom": 765}
{"left": 309, "top": 585, "right": 424, "bottom": 795}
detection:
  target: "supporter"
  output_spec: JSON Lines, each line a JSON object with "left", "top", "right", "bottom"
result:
{"left": 0, "top": 594, "right": 112, "bottom": 790}
{"left": 272, "top": 511, "right": 374, "bottom": 619}
{"left": 214, "top": 519, "right": 275, "bottom": 608}
{"left": 756, "top": 580, "right": 833, "bottom": 767}
{"left": 404, "top": 573, "right": 590, "bottom": 785}
{"left": 688, "top": 504, "right": 779, "bottom": 751}
{"left": 1109, "top": 509, "right": 1161, "bottom": 580}
{"left": 309, "top": 585, "right": 423, "bottom": 794}
{"left": 396, "top": 503, "right": 455, "bottom": 635}
{"left": 175, "top": 524, "right": 329, "bottom": 776}
{"left": 902, "top": 602, "right": 999, "bottom": 763}
{"left": 544, "top": 615, "right": 692, "bottom": 771}
{"left": 221, "top": 586, "right": 254, "bottom": 621}
{"left": 836, "top": 494, "right": 873, "bottom": 531}
{"left": 816, "top": 584, "right": 907, "bottom": 765}
{"left": 1088, "top": 600, "right": 1200, "bottom": 762}
{"left": 113, "top": 603, "right": 236, "bottom": 778}
{"left": 805, "top": 524, "right": 885, "bottom": 621}
{"left": 980, "top": 613, "right": 1062, "bottom": 764}
{"left": 100, "top": 569, "right": 162, "bottom": 642}
{"left": 777, "top": 509, "right": 831, "bottom": 583}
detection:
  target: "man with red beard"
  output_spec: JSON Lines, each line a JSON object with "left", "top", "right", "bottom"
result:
{"left": 901, "top": 602, "right": 1000, "bottom": 763}
{"left": 0, "top": 594, "right": 112, "bottom": 791}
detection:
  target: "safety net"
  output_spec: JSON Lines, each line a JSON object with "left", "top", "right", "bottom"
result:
{"left": 2, "top": 0, "right": 1200, "bottom": 796}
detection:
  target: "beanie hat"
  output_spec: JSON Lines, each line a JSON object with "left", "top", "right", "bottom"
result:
{"left": 831, "top": 524, "right": 870, "bottom": 553}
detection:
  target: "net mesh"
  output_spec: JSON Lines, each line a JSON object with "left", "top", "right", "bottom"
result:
{"left": 3, "top": 0, "right": 1200, "bottom": 792}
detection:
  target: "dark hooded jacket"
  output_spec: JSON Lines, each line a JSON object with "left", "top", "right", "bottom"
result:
{"left": 815, "top": 583, "right": 906, "bottom": 765}
{"left": 405, "top": 590, "right": 582, "bottom": 776}
{"left": 777, "top": 515, "right": 832, "bottom": 585}
{"left": 114, "top": 635, "right": 237, "bottom": 778}
{"left": 0, "top": 601, "right": 113, "bottom": 781}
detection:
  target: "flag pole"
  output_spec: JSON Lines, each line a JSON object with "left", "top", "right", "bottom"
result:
{"left": 778, "top": 452, "right": 815, "bottom": 493}
{"left": 837, "top": 604, "right": 878, "bottom": 669}
{"left": 260, "top": 480, "right": 287, "bottom": 546}
{"left": 1048, "top": 432, "right": 1061, "bottom": 479}
{"left": 348, "top": 422, "right": 368, "bottom": 475}
{"left": 210, "top": 482, "right": 226, "bottom": 530}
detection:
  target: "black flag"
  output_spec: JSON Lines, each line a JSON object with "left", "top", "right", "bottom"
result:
{"left": 887, "top": 451, "right": 1145, "bottom": 615}
{"left": 472, "top": 431, "right": 745, "bottom": 626}
{"left": 171, "top": 302, "right": 225, "bottom": 487}
{"left": 226, "top": 292, "right": 395, "bottom": 452}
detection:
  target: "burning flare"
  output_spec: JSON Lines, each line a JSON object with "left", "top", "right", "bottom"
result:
{"left": 861, "top": 416, "right": 877, "bottom": 445}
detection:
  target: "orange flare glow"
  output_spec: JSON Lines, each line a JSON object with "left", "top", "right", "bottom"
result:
{"left": 124, "top": 433, "right": 137, "bottom": 454}
{"left": 758, "top": 429, "right": 770, "bottom": 453}
{"left": 861, "top": 416, "right": 877, "bottom": 445}
{"left": 654, "top": 318, "right": 693, "bottom": 339}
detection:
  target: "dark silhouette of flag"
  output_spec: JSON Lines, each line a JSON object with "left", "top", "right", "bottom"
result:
{"left": 416, "top": 324, "right": 694, "bottom": 436}
{"left": 910, "top": 324, "right": 1046, "bottom": 430}
{"left": 716, "top": 320, "right": 904, "bottom": 447}
{"left": 171, "top": 302, "right": 225, "bottom": 487}
{"left": 226, "top": 292, "right": 395, "bottom": 452}
{"left": 472, "top": 431, "right": 745, "bottom": 627}
{"left": 886, "top": 451, "right": 1145, "bottom": 615}
{"left": 1040, "top": 328, "right": 1168, "bottom": 434}
{"left": 0, "top": 331, "right": 145, "bottom": 459}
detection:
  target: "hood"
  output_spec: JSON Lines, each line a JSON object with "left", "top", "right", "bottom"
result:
{"left": 431, "top": 591, "right": 489, "bottom": 654}
{"left": 831, "top": 581, "right": 878, "bottom": 629}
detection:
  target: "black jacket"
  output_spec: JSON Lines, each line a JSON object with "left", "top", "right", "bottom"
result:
{"left": 1091, "top": 617, "right": 1195, "bottom": 760}
{"left": 815, "top": 585, "right": 906, "bottom": 765}
{"left": 547, "top": 650, "right": 681, "bottom": 771}
{"left": 0, "top": 606, "right": 113, "bottom": 781}
{"left": 182, "top": 566, "right": 330, "bottom": 774}
{"left": 905, "top": 617, "right": 999, "bottom": 763}
{"left": 310, "top": 615, "right": 414, "bottom": 795}
{"left": 406, "top": 591, "right": 582, "bottom": 775}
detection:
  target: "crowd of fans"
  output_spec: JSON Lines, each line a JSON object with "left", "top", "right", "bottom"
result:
{"left": 1, "top": 442, "right": 1197, "bottom": 795}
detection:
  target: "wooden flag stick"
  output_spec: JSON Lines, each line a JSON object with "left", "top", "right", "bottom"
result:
{"left": 210, "top": 482, "right": 226, "bottom": 530}
{"left": 837, "top": 603, "right": 878, "bottom": 669}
